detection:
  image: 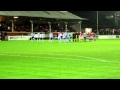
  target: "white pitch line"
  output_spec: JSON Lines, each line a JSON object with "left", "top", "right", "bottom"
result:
{"left": 0, "top": 53, "right": 100, "bottom": 62}
{"left": 0, "top": 52, "right": 119, "bottom": 63}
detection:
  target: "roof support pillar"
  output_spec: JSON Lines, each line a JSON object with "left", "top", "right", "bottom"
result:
{"left": 65, "top": 22, "right": 68, "bottom": 32}
{"left": 48, "top": 22, "right": 51, "bottom": 33}
{"left": 79, "top": 21, "right": 82, "bottom": 32}
{"left": 30, "top": 20, "right": 33, "bottom": 32}
{"left": 11, "top": 20, "right": 14, "bottom": 32}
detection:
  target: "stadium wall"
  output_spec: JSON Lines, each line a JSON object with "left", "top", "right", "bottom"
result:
{"left": 98, "top": 35, "right": 120, "bottom": 39}
{"left": 6, "top": 35, "right": 120, "bottom": 40}
{"left": 7, "top": 34, "right": 49, "bottom": 40}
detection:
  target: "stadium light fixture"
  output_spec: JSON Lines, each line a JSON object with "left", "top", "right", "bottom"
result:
{"left": 13, "top": 16, "right": 18, "bottom": 19}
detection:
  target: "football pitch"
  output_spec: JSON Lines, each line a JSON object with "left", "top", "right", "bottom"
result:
{"left": 0, "top": 39, "right": 120, "bottom": 79}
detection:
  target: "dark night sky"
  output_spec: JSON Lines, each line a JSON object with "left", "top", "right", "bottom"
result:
{"left": 69, "top": 11, "right": 118, "bottom": 29}
{"left": 69, "top": 11, "right": 116, "bottom": 19}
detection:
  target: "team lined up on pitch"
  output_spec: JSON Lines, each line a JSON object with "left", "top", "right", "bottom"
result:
{"left": 31, "top": 31, "right": 96, "bottom": 42}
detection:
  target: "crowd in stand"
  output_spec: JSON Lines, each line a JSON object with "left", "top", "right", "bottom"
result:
{"left": 93, "top": 28, "right": 120, "bottom": 35}
{"left": 1, "top": 22, "right": 120, "bottom": 35}
{"left": 3, "top": 25, "right": 75, "bottom": 33}
{"left": 5, "top": 26, "right": 120, "bottom": 35}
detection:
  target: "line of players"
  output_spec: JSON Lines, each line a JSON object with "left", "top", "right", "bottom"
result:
{"left": 31, "top": 32, "right": 45, "bottom": 42}
{"left": 57, "top": 31, "right": 96, "bottom": 43}
{"left": 31, "top": 31, "right": 96, "bottom": 42}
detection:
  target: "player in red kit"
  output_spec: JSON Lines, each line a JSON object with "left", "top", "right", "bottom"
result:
{"left": 79, "top": 32, "right": 84, "bottom": 42}
{"left": 93, "top": 32, "right": 96, "bottom": 41}
{"left": 89, "top": 32, "right": 93, "bottom": 42}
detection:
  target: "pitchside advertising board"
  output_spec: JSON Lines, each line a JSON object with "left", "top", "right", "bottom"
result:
{"left": 98, "top": 35, "right": 120, "bottom": 39}
{"left": 8, "top": 36, "right": 31, "bottom": 40}
{"left": 7, "top": 35, "right": 120, "bottom": 40}
{"left": 7, "top": 34, "right": 49, "bottom": 40}
{"left": 85, "top": 28, "right": 120, "bottom": 39}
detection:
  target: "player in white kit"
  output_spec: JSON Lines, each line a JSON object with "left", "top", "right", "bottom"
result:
{"left": 31, "top": 32, "right": 34, "bottom": 42}
{"left": 58, "top": 32, "right": 63, "bottom": 43}
{"left": 37, "top": 32, "right": 40, "bottom": 42}
{"left": 49, "top": 32, "right": 53, "bottom": 43}
{"left": 63, "top": 32, "right": 68, "bottom": 43}
{"left": 42, "top": 32, "right": 45, "bottom": 42}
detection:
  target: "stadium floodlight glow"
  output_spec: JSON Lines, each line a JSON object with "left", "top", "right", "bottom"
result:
{"left": 117, "top": 14, "right": 120, "bottom": 16}
{"left": 13, "top": 16, "right": 18, "bottom": 19}
{"left": 111, "top": 15, "right": 114, "bottom": 18}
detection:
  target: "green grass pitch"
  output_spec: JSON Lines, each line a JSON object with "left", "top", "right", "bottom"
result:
{"left": 0, "top": 39, "right": 120, "bottom": 79}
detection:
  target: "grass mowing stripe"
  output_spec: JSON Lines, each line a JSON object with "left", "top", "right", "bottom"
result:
{"left": 0, "top": 52, "right": 120, "bottom": 63}
{"left": 0, "top": 53, "right": 99, "bottom": 62}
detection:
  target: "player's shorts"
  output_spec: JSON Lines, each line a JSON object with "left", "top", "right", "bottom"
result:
{"left": 31, "top": 37, "right": 34, "bottom": 40}
{"left": 80, "top": 36, "right": 83, "bottom": 39}
{"left": 50, "top": 37, "right": 53, "bottom": 40}
{"left": 93, "top": 37, "right": 96, "bottom": 40}
{"left": 89, "top": 36, "right": 93, "bottom": 40}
